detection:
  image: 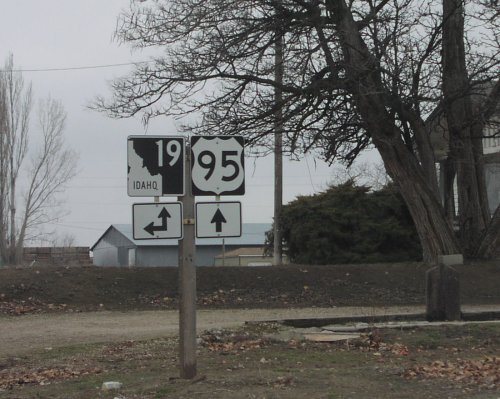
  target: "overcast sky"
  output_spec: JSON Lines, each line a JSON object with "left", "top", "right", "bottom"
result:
{"left": 1, "top": 0, "right": 378, "bottom": 247}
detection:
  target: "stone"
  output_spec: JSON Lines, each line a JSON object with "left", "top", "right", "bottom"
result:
{"left": 426, "top": 264, "right": 461, "bottom": 321}
{"left": 303, "top": 332, "right": 361, "bottom": 342}
{"left": 102, "top": 381, "right": 123, "bottom": 391}
{"left": 437, "top": 254, "right": 463, "bottom": 266}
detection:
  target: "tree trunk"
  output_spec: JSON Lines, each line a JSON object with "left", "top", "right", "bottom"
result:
{"left": 442, "top": 0, "right": 488, "bottom": 255}
{"left": 411, "top": 117, "right": 440, "bottom": 199}
{"left": 327, "top": 0, "right": 460, "bottom": 263}
{"left": 15, "top": 212, "right": 28, "bottom": 265}
{"left": 0, "top": 123, "right": 7, "bottom": 264}
{"left": 474, "top": 205, "right": 500, "bottom": 258}
{"left": 373, "top": 136, "right": 459, "bottom": 263}
{"left": 471, "top": 120, "right": 490, "bottom": 223}
{"left": 441, "top": 159, "right": 456, "bottom": 225}
{"left": 9, "top": 155, "right": 16, "bottom": 264}
{"left": 472, "top": 80, "right": 500, "bottom": 258}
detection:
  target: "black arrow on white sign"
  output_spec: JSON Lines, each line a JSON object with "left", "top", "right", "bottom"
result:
{"left": 210, "top": 208, "right": 227, "bottom": 233}
{"left": 144, "top": 207, "right": 171, "bottom": 236}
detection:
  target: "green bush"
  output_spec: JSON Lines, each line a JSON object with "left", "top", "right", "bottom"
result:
{"left": 267, "top": 181, "right": 422, "bottom": 264}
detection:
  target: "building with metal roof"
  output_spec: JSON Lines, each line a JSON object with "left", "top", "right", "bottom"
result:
{"left": 90, "top": 223, "right": 271, "bottom": 267}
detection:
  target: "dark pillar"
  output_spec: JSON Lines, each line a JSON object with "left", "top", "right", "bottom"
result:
{"left": 426, "top": 258, "right": 461, "bottom": 321}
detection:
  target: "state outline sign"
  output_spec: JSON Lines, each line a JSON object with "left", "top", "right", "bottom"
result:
{"left": 128, "top": 135, "right": 185, "bottom": 197}
{"left": 191, "top": 136, "right": 245, "bottom": 196}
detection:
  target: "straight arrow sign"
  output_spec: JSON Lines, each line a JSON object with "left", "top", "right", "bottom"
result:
{"left": 196, "top": 202, "right": 241, "bottom": 238}
{"left": 210, "top": 208, "right": 227, "bottom": 233}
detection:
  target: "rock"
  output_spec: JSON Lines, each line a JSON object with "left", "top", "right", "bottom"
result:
{"left": 303, "top": 332, "right": 361, "bottom": 342}
{"left": 102, "top": 381, "right": 123, "bottom": 391}
{"left": 426, "top": 264, "right": 461, "bottom": 321}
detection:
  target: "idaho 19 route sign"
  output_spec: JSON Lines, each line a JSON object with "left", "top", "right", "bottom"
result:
{"left": 128, "top": 136, "right": 185, "bottom": 197}
{"left": 132, "top": 202, "right": 183, "bottom": 240}
{"left": 191, "top": 136, "right": 245, "bottom": 196}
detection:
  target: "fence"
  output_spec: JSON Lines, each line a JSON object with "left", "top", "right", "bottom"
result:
{"left": 23, "top": 247, "right": 91, "bottom": 266}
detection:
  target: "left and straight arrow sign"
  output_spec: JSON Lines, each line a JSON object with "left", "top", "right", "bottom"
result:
{"left": 132, "top": 202, "right": 183, "bottom": 240}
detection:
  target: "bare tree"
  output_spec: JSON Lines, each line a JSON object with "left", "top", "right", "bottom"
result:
{"left": 330, "top": 161, "right": 390, "bottom": 191}
{"left": 0, "top": 66, "right": 8, "bottom": 262}
{"left": 0, "top": 55, "right": 31, "bottom": 264}
{"left": 0, "top": 57, "right": 78, "bottom": 265}
{"left": 95, "top": 0, "right": 499, "bottom": 262}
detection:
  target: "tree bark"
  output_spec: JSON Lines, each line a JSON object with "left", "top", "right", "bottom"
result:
{"left": 410, "top": 116, "right": 440, "bottom": 199}
{"left": 327, "top": 0, "right": 460, "bottom": 263}
{"left": 0, "top": 85, "right": 7, "bottom": 264}
{"left": 442, "top": 0, "right": 488, "bottom": 255}
{"left": 373, "top": 132, "right": 459, "bottom": 263}
{"left": 441, "top": 159, "right": 456, "bottom": 224}
{"left": 9, "top": 118, "right": 16, "bottom": 265}
{"left": 474, "top": 205, "right": 500, "bottom": 258}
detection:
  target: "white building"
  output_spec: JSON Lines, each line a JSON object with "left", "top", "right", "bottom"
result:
{"left": 429, "top": 85, "right": 500, "bottom": 215}
{"left": 91, "top": 223, "right": 271, "bottom": 267}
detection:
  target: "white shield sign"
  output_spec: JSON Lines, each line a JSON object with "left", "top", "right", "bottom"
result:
{"left": 191, "top": 136, "right": 245, "bottom": 196}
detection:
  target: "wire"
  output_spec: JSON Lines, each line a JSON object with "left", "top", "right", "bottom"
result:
{"left": 0, "top": 61, "right": 153, "bottom": 73}
{"left": 304, "top": 155, "right": 317, "bottom": 191}
{"left": 46, "top": 222, "right": 106, "bottom": 231}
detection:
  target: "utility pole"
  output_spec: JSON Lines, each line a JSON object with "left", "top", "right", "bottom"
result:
{"left": 178, "top": 143, "right": 197, "bottom": 379}
{"left": 273, "top": 20, "right": 284, "bottom": 266}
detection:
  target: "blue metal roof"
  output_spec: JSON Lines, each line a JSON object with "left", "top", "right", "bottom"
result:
{"left": 98, "top": 223, "right": 271, "bottom": 248}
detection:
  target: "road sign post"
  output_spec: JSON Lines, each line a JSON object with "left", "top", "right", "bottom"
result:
{"left": 128, "top": 134, "right": 247, "bottom": 380}
{"left": 178, "top": 144, "right": 197, "bottom": 379}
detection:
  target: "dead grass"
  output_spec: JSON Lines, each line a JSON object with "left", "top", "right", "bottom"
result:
{"left": 0, "top": 261, "right": 499, "bottom": 315}
{"left": 0, "top": 323, "right": 499, "bottom": 398}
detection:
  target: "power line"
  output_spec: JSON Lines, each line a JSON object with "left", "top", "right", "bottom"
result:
{"left": 46, "top": 222, "right": 105, "bottom": 231}
{"left": 304, "top": 155, "right": 317, "bottom": 192}
{"left": 0, "top": 61, "right": 153, "bottom": 73}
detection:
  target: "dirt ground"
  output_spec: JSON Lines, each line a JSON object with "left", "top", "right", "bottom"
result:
{"left": 0, "top": 306, "right": 428, "bottom": 358}
{"left": 0, "top": 319, "right": 499, "bottom": 398}
{"left": 0, "top": 261, "right": 499, "bottom": 315}
{"left": 0, "top": 262, "right": 499, "bottom": 398}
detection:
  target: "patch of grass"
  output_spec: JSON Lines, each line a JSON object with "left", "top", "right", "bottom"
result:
{"left": 2, "top": 323, "right": 499, "bottom": 398}
{"left": 35, "top": 342, "right": 102, "bottom": 361}
{"left": 382, "top": 323, "right": 500, "bottom": 352}
{"left": 154, "top": 386, "right": 175, "bottom": 398}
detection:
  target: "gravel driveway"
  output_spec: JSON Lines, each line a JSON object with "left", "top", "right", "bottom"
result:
{"left": 2, "top": 304, "right": 499, "bottom": 357}
{"left": 0, "top": 306, "right": 429, "bottom": 358}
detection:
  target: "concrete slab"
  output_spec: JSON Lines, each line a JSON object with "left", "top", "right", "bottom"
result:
{"left": 303, "top": 332, "right": 361, "bottom": 342}
{"left": 322, "top": 319, "right": 500, "bottom": 333}
{"left": 438, "top": 254, "right": 463, "bottom": 265}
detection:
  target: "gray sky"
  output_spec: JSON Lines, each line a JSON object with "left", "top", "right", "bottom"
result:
{"left": 1, "top": 0, "right": 377, "bottom": 247}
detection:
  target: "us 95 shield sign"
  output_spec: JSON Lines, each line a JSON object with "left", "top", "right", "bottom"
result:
{"left": 191, "top": 136, "right": 245, "bottom": 196}
{"left": 128, "top": 136, "right": 185, "bottom": 197}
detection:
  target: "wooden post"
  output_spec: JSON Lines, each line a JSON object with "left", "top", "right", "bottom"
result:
{"left": 178, "top": 143, "right": 197, "bottom": 379}
{"left": 273, "top": 21, "right": 284, "bottom": 266}
{"left": 222, "top": 238, "right": 225, "bottom": 267}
